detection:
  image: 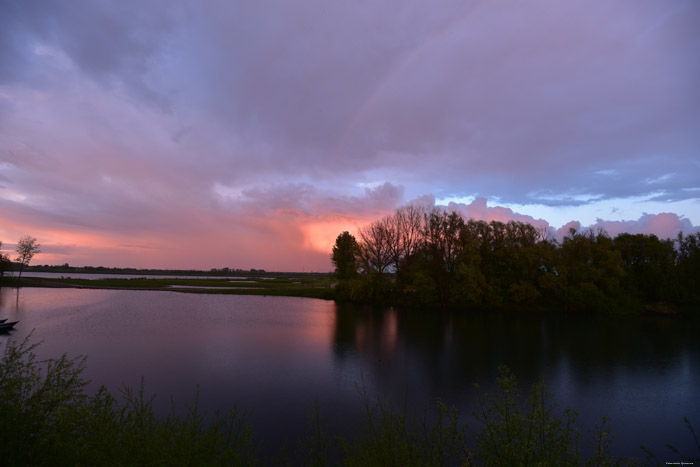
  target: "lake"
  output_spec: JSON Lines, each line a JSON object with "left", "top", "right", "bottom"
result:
{"left": 1, "top": 286, "right": 698, "bottom": 462}
{"left": 15, "top": 271, "right": 270, "bottom": 280}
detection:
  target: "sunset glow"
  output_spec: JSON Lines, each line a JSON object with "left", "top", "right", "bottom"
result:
{"left": 1, "top": 0, "right": 698, "bottom": 271}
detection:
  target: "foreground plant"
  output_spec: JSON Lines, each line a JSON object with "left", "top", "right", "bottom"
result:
{"left": 336, "top": 381, "right": 468, "bottom": 466}
{"left": 2, "top": 335, "right": 697, "bottom": 465}
{"left": 0, "top": 334, "right": 256, "bottom": 466}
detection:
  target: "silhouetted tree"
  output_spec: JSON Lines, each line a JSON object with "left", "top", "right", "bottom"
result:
{"left": 332, "top": 231, "right": 360, "bottom": 281}
{"left": 614, "top": 233, "right": 676, "bottom": 305}
{"left": 0, "top": 241, "right": 11, "bottom": 283}
{"left": 16, "top": 235, "right": 41, "bottom": 282}
{"left": 386, "top": 205, "right": 426, "bottom": 277}
{"left": 675, "top": 232, "right": 700, "bottom": 306}
{"left": 423, "top": 210, "right": 464, "bottom": 307}
{"left": 336, "top": 210, "right": 697, "bottom": 313}
{"left": 358, "top": 221, "right": 393, "bottom": 274}
{"left": 558, "top": 229, "right": 624, "bottom": 312}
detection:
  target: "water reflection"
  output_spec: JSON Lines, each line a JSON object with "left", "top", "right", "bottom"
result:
{"left": 331, "top": 304, "right": 700, "bottom": 456}
{"left": 0, "top": 287, "right": 21, "bottom": 313}
{"left": 333, "top": 305, "right": 699, "bottom": 387}
{"left": 1, "top": 287, "right": 698, "bottom": 459}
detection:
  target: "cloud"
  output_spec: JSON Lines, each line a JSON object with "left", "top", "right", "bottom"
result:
{"left": 581, "top": 213, "right": 699, "bottom": 240}
{"left": 446, "top": 198, "right": 550, "bottom": 232}
{"left": 0, "top": 0, "right": 174, "bottom": 110}
{"left": 434, "top": 198, "right": 699, "bottom": 243}
{"left": 0, "top": 0, "right": 698, "bottom": 270}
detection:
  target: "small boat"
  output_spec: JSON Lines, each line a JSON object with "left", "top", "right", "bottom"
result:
{"left": 0, "top": 321, "right": 18, "bottom": 330}
{"left": 0, "top": 318, "right": 7, "bottom": 324}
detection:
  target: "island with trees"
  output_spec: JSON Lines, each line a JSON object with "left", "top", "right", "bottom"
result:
{"left": 332, "top": 206, "right": 700, "bottom": 314}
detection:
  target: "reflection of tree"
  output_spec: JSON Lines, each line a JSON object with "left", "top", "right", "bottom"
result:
{"left": 331, "top": 304, "right": 697, "bottom": 395}
{"left": 0, "top": 287, "right": 22, "bottom": 313}
{"left": 332, "top": 304, "right": 400, "bottom": 363}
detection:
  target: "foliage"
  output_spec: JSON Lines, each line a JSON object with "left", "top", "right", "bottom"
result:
{"left": 332, "top": 231, "right": 360, "bottom": 281}
{"left": 675, "top": 232, "right": 700, "bottom": 306}
{"left": 0, "top": 334, "right": 256, "bottom": 466}
{"left": 2, "top": 334, "right": 699, "bottom": 465}
{"left": 472, "top": 366, "right": 596, "bottom": 466}
{"left": 336, "top": 208, "right": 699, "bottom": 313}
{"left": 338, "top": 379, "right": 469, "bottom": 466}
{"left": 311, "top": 366, "right": 661, "bottom": 466}
{"left": 15, "top": 235, "right": 41, "bottom": 282}
{"left": 0, "top": 240, "right": 11, "bottom": 283}
{"left": 22, "top": 275, "right": 338, "bottom": 300}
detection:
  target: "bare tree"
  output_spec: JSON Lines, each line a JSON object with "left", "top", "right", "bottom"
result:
{"left": 367, "top": 205, "right": 428, "bottom": 276}
{"left": 396, "top": 204, "right": 425, "bottom": 260}
{"left": 358, "top": 220, "right": 393, "bottom": 274}
{"left": 16, "top": 235, "right": 41, "bottom": 282}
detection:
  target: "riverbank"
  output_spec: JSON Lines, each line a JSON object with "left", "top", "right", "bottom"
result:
{"left": 3, "top": 276, "right": 696, "bottom": 316}
{"left": 0, "top": 276, "right": 337, "bottom": 300}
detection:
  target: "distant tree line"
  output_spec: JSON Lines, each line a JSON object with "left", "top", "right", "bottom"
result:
{"left": 332, "top": 207, "right": 700, "bottom": 313}
{"left": 23, "top": 265, "right": 269, "bottom": 276}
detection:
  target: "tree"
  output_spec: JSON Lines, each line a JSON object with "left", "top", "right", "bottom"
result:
{"left": 332, "top": 232, "right": 359, "bottom": 281}
{"left": 675, "top": 231, "right": 700, "bottom": 306}
{"left": 0, "top": 241, "right": 11, "bottom": 283}
{"left": 16, "top": 235, "right": 41, "bottom": 282}
{"left": 423, "top": 210, "right": 465, "bottom": 307}
{"left": 614, "top": 233, "right": 676, "bottom": 304}
{"left": 358, "top": 221, "right": 393, "bottom": 274}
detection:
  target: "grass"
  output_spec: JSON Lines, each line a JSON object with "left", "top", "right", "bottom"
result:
{"left": 5, "top": 274, "right": 337, "bottom": 300}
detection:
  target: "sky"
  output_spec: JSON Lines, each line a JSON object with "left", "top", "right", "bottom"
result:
{"left": 1, "top": 0, "right": 699, "bottom": 271}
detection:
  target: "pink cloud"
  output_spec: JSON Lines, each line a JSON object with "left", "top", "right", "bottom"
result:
{"left": 446, "top": 198, "right": 551, "bottom": 233}
{"left": 583, "top": 213, "right": 698, "bottom": 240}
{"left": 1, "top": 1, "right": 698, "bottom": 271}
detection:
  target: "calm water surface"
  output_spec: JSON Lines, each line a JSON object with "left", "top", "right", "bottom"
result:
{"left": 1, "top": 287, "right": 698, "bottom": 461}
{"left": 16, "top": 271, "right": 268, "bottom": 280}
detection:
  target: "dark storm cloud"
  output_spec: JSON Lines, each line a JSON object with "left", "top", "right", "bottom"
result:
{"left": 0, "top": 0, "right": 174, "bottom": 109}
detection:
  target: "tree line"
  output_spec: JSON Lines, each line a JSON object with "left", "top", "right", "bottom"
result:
{"left": 332, "top": 206, "right": 700, "bottom": 313}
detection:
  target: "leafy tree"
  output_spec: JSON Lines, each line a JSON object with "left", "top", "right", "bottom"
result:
{"left": 558, "top": 229, "right": 625, "bottom": 312}
{"left": 341, "top": 209, "right": 697, "bottom": 313}
{"left": 332, "top": 231, "right": 360, "bottom": 281}
{"left": 675, "top": 232, "right": 700, "bottom": 307}
{"left": 423, "top": 210, "right": 464, "bottom": 307}
{"left": 15, "top": 235, "right": 41, "bottom": 282}
{"left": 614, "top": 233, "right": 676, "bottom": 305}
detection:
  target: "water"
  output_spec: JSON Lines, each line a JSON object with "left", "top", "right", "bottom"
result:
{"left": 15, "top": 271, "right": 262, "bottom": 280}
{"left": 1, "top": 287, "right": 698, "bottom": 461}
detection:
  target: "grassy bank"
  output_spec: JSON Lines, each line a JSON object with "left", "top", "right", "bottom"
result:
{"left": 2, "top": 275, "right": 337, "bottom": 300}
